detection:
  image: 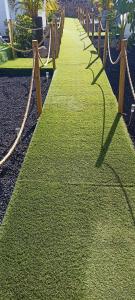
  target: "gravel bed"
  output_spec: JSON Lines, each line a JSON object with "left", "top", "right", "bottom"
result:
{"left": 0, "top": 72, "right": 52, "bottom": 223}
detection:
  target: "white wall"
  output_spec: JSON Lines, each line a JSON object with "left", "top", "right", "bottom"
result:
{"left": 0, "top": 0, "right": 16, "bottom": 35}
{"left": 0, "top": 0, "right": 7, "bottom": 35}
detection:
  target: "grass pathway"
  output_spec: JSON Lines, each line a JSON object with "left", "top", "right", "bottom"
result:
{"left": 0, "top": 18, "right": 135, "bottom": 299}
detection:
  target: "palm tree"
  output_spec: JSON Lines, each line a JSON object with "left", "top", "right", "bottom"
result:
{"left": 46, "top": 0, "right": 59, "bottom": 17}
{"left": 8, "top": 0, "right": 59, "bottom": 18}
{"left": 8, "top": 0, "right": 44, "bottom": 17}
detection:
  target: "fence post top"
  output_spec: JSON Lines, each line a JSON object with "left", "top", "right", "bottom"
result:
{"left": 121, "top": 39, "right": 128, "bottom": 50}
{"left": 32, "top": 40, "right": 38, "bottom": 46}
{"left": 121, "top": 39, "right": 127, "bottom": 42}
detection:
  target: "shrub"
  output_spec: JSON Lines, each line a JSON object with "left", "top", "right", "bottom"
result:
{"left": 13, "top": 14, "right": 35, "bottom": 56}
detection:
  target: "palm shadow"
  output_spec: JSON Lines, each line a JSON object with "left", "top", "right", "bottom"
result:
{"left": 95, "top": 113, "right": 121, "bottom": 167}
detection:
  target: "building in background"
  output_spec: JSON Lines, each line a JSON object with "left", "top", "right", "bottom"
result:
{"left": 0, "top": 0, "right": 46, "bottom": 37}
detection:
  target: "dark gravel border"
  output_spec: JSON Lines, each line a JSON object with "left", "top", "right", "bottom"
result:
{"left": 0, "top": 70, "right": 53, "bottom": 223}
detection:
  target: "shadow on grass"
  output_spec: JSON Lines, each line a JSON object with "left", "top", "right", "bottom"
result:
{"left": 80, "top": 35, "right": 88, "bottom": 41}
{"left": 91, "top": 67, "right": 104, "bottom": 84}
{"left": 89, "top": 67, "right": 120, "bottom": 166}
{"left": 95, "top": 114, "right": 121, "bottom": 167}
{"left": 86, "top": 55, "right": 99, "bottom": 69}
{"left": 87, "top": 53, "right": 135, "bottom": 226}
{"left": 83, "top": 43, "right": 92, "bottom": 51}
{"left": 105, "top": 162, "right": 135, "bottom": 227}
{"left": 85, "top": 50, "right": 99, "bottom": 70}
{"left": 89, "top": 67, "right": 106, "bottom": 151}
{"left": 77, "top": 27, "right": 82, "bottom": 32}
{"left": 80, "top": 32, "right": 86, "bottom": 36}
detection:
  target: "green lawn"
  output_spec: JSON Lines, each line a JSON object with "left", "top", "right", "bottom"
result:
{"left": 0, "top": 18, "right": 135, "bottom": 299}
{"left": 0, "top": 57, "right": 53, "bottom": 69}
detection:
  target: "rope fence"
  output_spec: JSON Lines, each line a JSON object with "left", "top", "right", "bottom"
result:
{"left": 5, "top": 27, "right": 51, "bottom": 54}
{"left": 13, "top": 21, "right": 45, "bottom": 31}
{"left": 77, "top": 6, "right": 135, "bottom": 115}
{"left": 0, "top": 10, "right": 65, "bottom": 166}
{"left": 125, "top": 49, "right": 135, "bottom": 101}
{"left": 100, "top": 21, "right": 106, "bottom": 32}
{"left": 107, "top": 31, "right": 121, "bottom": 65}
{"left": 38, "top": 28, "right": 52, "bottom": 67}
{"left": 1, "top": 8, "right": 65, "bottom": 59}
{"left": 0, "top": 10, "right": 65, "bottom": 66}
{"left": 0, "top": 55, "right": 35, "bottom": 168}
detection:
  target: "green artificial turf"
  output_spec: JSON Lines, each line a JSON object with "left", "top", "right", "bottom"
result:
{"left": 0, "top": 57, "right": 53, "bottom": 69}
{"left": 0, "top": 18, "right": 135, "bottom": 299}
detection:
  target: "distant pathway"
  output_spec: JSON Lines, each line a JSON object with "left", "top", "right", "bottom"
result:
{"left": 0, "top": 18, "right": 135, "bottom": 300}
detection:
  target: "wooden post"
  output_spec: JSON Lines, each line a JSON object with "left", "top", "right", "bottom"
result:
{"left": 51, "top": 22, "right": 56, "bottom": 70}
{"left": 86, "top": 11, "right": 89, "bottom": 36}
{"left": 85, "top": 10, "right": 87, "bottom": 31}
{"left": 54, "top": 19, "right": 58, "bottom": 58}
{"left": 118, "top": 39, "right": 127, "bottom": 114}
{"left": 78, "top": 6, "right": 80, "bottom": 20}
{"left": 84, "top": 11, "right": 86, "bottom": 30}
{"left": 32, "top": 40, "right": 42, "bottom": 116}
{"left": 8, "top": 19, "right": 15, "bottom": 58}
{"left": 103, "top": 19, "right": 109, "bottom": 67}
{"left": 82, "top": 10, "right": 84, "bottom": 27}
{"left": 91, "top": 13, "right": 95, "bottom": 42}
{"left": 98, "top": 16, "right": 101, "bottom": 56}
{"left": 61, "top": 10, "right": 64, "bottom": 36}
{"left": 59, "top": 17, "right": 62, "bottom": 45}
{"left": 80, "top": 8, "right": 83, "bottom": 25}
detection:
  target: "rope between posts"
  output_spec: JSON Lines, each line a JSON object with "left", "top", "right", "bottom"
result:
{"left": 37, "top": 28, "right": 50, "bottom": 47}
{"left": 125, "top": 49, "right": 135, "bottom": 100}
{"left": 38, "top": 45, "right": 46, "bottom": 51}
{"left": 38, "top": 29, "right": 52, "bottom": 66}
{"left": 9, "top": 28, "right": 50, "bottom": 54}
{"left": 100, "top": 20, "right": 106, "bottom": 31}
{"left": 107, "top": 31, "right": 121, "bottom": 65}
{"left": 10, "top": 44, "right": 33, "bottom": 53}
{"left": 13, "top": 21, "right": 45, "bottom": 31}
{"left": 0, "top": 55, "right": 36, "bottom": 167}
